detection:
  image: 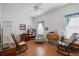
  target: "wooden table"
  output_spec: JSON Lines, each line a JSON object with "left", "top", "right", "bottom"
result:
{"left": 47, "top": 33, "right": 58, "bottom": 40}
{"left": 47, "top": 33, "right": 59, "bottom": 44}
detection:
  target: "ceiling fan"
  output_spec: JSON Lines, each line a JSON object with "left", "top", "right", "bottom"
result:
{"left": 33, "top": 3, "right": 42, "bottom": 10}
{"left": 31, "top": 3, "right": 42, "bottom": 17}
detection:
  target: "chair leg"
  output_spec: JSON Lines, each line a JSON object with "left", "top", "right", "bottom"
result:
{"left": 67, "top": 50, "right": 70, "bottom": 56}
{"left": 57, "top": 47, "right": 70, "bottom": 56}
{"left": 15, "top": 47, "right": 20, "bottom": 55}
{"left": 57, "top": 47, "right": 59, "bottom": 53}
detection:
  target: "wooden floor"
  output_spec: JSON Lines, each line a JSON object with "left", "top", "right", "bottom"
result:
{"left": 18, "top": 40, "right": 61, "bottom": 56}
{"left": 18, "top": 40, "right": 79, "bottom": 56}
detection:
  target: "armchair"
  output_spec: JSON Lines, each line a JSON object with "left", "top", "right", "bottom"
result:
{"left": 11, "top": 33, "right": 27, "bottom": 54}
{"left": 35, "top": 34, "right": 45, "bottom": 42}
{"left": 57, "top": 33, "right": 79, "bottom": 56}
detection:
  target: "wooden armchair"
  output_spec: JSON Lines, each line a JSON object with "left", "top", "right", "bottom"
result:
{"left": 57, "top": 33, "right": 79, "bottom": 56}
{"left": 11, "top": 33, "right": 27, "bottom": 54}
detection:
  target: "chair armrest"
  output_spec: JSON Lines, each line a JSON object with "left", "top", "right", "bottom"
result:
{"left": 57, "top": 40, "right": 70, "bottom": 47}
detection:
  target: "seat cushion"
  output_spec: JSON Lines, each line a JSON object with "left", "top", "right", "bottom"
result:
{"left": 57, "top": 41, "right": 69, "bottom": 47}
{"left": 18, "top": 41, "right": 26, "bottom": 45}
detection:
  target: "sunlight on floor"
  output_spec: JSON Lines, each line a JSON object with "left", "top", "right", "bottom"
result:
{"left": 36, "top": 47, "right": 45, "bottom": 56}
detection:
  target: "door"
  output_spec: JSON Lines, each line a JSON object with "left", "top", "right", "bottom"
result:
{"left": 2, "top": 21, "right": 13, "bottom": 47}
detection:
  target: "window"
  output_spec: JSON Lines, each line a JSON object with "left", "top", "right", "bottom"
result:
{"left": 65, "top": 12, "right": 79, "bottom": 39}
{"left": 37, "top": 21, "right": 45, "bottom": 34}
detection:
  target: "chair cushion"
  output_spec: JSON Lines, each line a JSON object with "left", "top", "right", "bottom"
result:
{"left": 18, "top": 41, "right": 26, "bottom": 45}
{"left": 58, "top": 41, "right": 69, "bottom": 47}
{"left": 36, "top": 34, "right": 45, "bottom": 39}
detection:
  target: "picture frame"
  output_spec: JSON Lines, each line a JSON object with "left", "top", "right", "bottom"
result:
{"left": 20, "top": 24, "right": 26, "bottom": 30}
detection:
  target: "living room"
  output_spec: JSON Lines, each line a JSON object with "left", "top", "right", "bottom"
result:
{"left": 0, "top": 3, "right": 79, "bottom": 56}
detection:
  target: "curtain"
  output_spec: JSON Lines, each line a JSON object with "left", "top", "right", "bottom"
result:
{"left": 65, "top": 12, "right": 79, "bottom": 39}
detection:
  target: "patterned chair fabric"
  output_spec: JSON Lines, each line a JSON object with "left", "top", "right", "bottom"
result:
{"left": 35, "top": 34, "right": 45, "bottom": 42}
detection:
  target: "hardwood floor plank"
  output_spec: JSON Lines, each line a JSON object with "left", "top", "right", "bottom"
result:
{"left": 18, "top": 40, "right": 79, "bottom": 56}
{"left": 18, "top": 40, "right": 61, "bottom": 56}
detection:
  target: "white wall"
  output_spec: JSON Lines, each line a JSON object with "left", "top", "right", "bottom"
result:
{"left": 0, "top": 4, "right": 2, "bottom": 51}
{"left": 2, "top": 4, "right": 34, "bottom": 43}
{"left": 2, "top": 4, "right": 34, "bottom": 34}
{"left": 0, "top": 4, "right": 1, "bottom": 22}
{"left": 33, "top": 4, "right": 79, "bottom": 35}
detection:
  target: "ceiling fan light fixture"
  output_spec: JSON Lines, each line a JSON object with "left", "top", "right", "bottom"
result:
{"left": 33, "top": 3, "right": 42, "bottom": 10}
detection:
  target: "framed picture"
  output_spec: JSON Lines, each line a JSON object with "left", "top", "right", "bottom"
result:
{"left": 20, "top": 24, "right": 26, "bottom": 30}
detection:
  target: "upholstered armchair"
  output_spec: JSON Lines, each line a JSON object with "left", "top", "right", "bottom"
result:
{"left": 35, "top": 34, "right": 45, "bottom": 42}
{"left": 57, "top": 33, "right": 79, "bottom": 56}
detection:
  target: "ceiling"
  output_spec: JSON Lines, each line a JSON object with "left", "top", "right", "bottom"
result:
{"left": 2, "top": 3, "right": 69, "bottom": 18}
{"left": 30, "top": 3, "right": 69, "bottom": 18}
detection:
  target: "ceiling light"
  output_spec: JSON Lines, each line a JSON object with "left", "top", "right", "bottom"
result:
{"left": 33, "top": 3, "right": 42, "bottom": 10}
